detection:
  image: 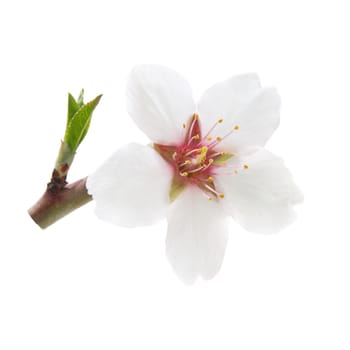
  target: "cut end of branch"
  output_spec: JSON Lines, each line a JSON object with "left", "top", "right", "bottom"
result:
{"left": 28, "top": 177, "right": 92, "bottom": 229}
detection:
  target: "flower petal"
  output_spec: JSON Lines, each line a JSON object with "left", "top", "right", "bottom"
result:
{"left": 126, "top": 65, "right": 196, "bottom": 144}
{"left": 198, "top": 74, "right": 280, "bottom": 150}
{"left": 217, "top": 148, "right": 303, "bottom": 234}
{"left": 166, "top": 187, "right": 229, "bottom": 284}
{"left": 87, "top": 143, "right": 173, "bottom": 227}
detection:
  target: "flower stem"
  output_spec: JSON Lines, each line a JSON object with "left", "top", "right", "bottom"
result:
{"left": 28, "top": 177, "right": 92, "bottom": 229}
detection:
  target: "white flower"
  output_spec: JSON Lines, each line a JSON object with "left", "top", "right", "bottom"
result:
{"left": 87, "top": 65, "right": 303, "bottom": 284}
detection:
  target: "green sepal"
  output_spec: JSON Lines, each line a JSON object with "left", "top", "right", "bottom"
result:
{"left": 153, "top": 143, "right": 178, "bottom": 165}
{"left": 213, "top": 152, "right": 234, "bottom": 164}
{"left": 64, "top": 93, "right": 102, "bottom": 153}
{"left": 169, "top": 175, "right": 187, "bottom": 202}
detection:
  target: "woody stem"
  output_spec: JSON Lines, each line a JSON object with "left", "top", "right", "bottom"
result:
{"left": 28, "top": 177, "right": 92, "bottom": 229}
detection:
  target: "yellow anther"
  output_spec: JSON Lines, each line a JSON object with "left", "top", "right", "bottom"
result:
{"left": 208, "top": 197, "right": 213, "bottom": 201}
{"left": 185, "top": 160, "right": 191, "bottom": 165}
{"left": 216, "top": 136, "right": 222, "bottom": 142}
{"left": 218, "top": 118, "right": 223, "bottom": 123}
{"left": 207, "top": 176, "right": 214, "bottom": 183}
{"left": 180, "top": 172, "right": 188, "bottom": 177}
{"left": 243, "top": 164, "right": 249, "bottom": 169}
{"left": 219, "top": 193, "right": 225, "bottom": 198}
{"left": 208, "top": 159, "right": 214, "bottom": 164}
{"left": 172, "top": 152, "right": 177, "bottom": 160}
{"left": 193, "top": 113, "right": 199, "bottom": 120}
{"left": 182, "top": 123, "right": 186, "bottom": 129}
{"left": 207, "top": 136, "right": 212, "bottom": 141}
{"left": 194, "top": 134, "right": 200, "bottom": 140}
{"left": 234, "top": 125, "right": 240, "bottom": 130}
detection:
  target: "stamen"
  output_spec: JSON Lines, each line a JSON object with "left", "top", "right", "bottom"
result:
{"left": 210, "top": 162, "right": 237, "bottom": 172}
{"left": 187, "top": 114, "right": 200, "bottom": 143}
{"left": 204, "top": 184, "right": 225, "bottom": 199}
{"left": 207, "top": 176, "right": 213, "bottom": 182}
{"left": 184, "top": 148, "right": 202, "bottom": 157}
{"left": 207, "top": 138, "right": 223, "bottom": 150}
{"left": 179, "top": 160, "right": 191, "bottom": 167}
{"left": 210, "top": 151, "right": 225, "bottom": 159}
{"left": 180, "top": 172, "right": 188, "bottom": 177}
{"left": 187, "top": 133, "right": 200, "bottom": 145}
{"left": 203, "top": 118, "right": 223, "bottom": 140}
{"left": 212, "top": 168, "right": 241, "bottom": 176}
{"left": 207, "top": 136, "right": 212, "bottom": 141}
{"left": 202, "top": 192, "right": 213, "bottom": 201}
{"left": 203, "top": 159, "right": 214, "bottom": 171}
{"left": 187, "top": 165, "right": 205, "bottom": 174}
{"left": 243, "top": 164, "right": 249, "bottom": 169}
{"left": 208, "top": 123, "right": 240, "bottom": 149}
{"left": 182, "top": 123, "right": 186, "bottom": 129}
{"left": 172, "top": 152, "right": 177, "bottom": 160}
{"left": 210, "top": 172, "right": 235, "bottom": 176}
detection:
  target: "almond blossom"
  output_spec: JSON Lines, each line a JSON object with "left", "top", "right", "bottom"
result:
{"left": 86, "top": 65, "right": 303, "bottom": 284}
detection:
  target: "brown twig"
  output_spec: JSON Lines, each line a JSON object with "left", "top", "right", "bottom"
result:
{"left": 28, "top": 177, "right": 92, "bottom": 229}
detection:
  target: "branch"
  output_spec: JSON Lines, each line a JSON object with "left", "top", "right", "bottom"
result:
{"left": 28, "top": 90, "right": 101, "bottom": 229}
{"left": 28, "top": 177, "right": 92, "bottom": 229}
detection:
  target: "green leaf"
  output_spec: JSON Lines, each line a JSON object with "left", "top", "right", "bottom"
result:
{"left": 213, "top": 152, "right": 234, "bottom": 164}
{"left": 67, "top": 89, "right": 85, "bottom": 125}
{"left": 64, "top": 94, "right": 102, "bottom": 152}
{"left": 67, "top": 93, "right": 79, "bottom": 123}
{"left": 77, "top": 89, "right": 84, "bottom": 106}
{"left": 169, "top": 175, "right": 187, "bottom": 202}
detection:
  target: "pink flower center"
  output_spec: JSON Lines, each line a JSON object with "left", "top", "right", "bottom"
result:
{"left": 154, "top": 113, "right": 240, "bottom": 200}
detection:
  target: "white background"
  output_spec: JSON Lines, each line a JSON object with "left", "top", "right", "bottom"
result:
{"left": 0, "top": 0, "right": 349, "bottom": 349}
